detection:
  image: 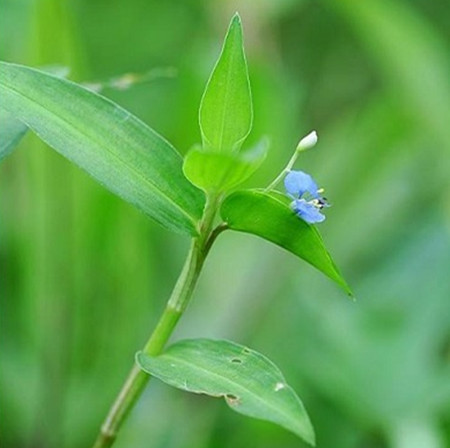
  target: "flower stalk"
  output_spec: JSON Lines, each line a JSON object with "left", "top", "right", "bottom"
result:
{"left": 265, "top": 130, "right": 317, "bottom": 191}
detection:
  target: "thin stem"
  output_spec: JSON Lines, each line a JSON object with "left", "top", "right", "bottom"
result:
{"left": 265, "top": 150, "right": 300, "bottom": 191}
{"left": 92, "top": 365, "right": 147, "bottom": 448}
{"left": 265, "top": 130, "right": 318, "bottom": 191}
{"left": 92, "top": 195, "right": 219, "bottom": 448}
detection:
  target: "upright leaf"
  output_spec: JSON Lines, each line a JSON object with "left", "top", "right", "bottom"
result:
{"left": 199, "top": 13, "right": 252, "bottom": 153}
{"left": 137, "top": 338, "right": 315, "bottom": 446}
{"left": 221, "top": 190, "right": 352, "bottom": 295}
{"left": 0, "top": 62, "right": 205, "bottom": 235}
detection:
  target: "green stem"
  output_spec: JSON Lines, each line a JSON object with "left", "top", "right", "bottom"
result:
{"left": 265, "top": 150, "right": 300, "bottom": 191}
{"left": 265, "top": 131, "right": 317, "bottom": 191}
{"left": 92, "top": 196, "right": 219, "bottom": 448}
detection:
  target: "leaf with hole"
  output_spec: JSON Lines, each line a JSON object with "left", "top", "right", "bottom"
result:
{"left": 0, "top": 62, "right": 205, "bottom": 235}
{"left": 136, "top": 338, "right": 315, "bottom": 445}
{"left": 183, "top": 138, "right": 267, "bottom": 193}
{"left": 199, "top": 13, "right": 252, "bottom": 153}
{"left": 220, "top": 189, "right": 352, "bottom": 295}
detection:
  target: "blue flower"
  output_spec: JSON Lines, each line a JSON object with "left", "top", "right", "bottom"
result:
{"left": 284, "top": 170, "right": 328, "bottom": 224}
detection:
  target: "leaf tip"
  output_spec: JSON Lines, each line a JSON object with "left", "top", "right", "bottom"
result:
{"left": 231, "top": 12, "right": 242, "bottom": 25}
{"left": 339, "top": 278, "right": 354, "bottom": 298}
{"left": 301, "top": 418, "right": 316, "bottom": 447}
{"left": 228, "top": 12, "right": 243, "bottom": 38}
{"left": 289, "top": 410, "right": 315, "bottom": 446}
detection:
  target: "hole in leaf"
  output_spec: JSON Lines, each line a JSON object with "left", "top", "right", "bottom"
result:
{"left": 231, "top": 358, "right": 242, "bottom": 364}
{"left": 225, "top": 394, "right": 240, "bottom": 406}
{"left": 242, "top": 348, "right": 251, "bottom": 354}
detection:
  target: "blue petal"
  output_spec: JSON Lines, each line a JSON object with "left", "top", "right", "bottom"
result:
{"left": 292, "top": 199, "right": 326, "bottom": 224}
{"left": 284, "top": 170, "right": 319, "bottom": 198}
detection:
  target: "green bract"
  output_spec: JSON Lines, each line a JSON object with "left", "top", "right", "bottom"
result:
{"left": 199, "top": 13, "right": 252, "bottom": 153}
{"left": 137, "top": 338, "right": 315, "bottom": 446}
{"left": 183, "top": 139, "right": 267, "bottom": 193}
{"left": 0, "top": 62, "right": 205, "bottom": 235}
{"left": 221, "top": 190, "right": 352, "bottom": 295}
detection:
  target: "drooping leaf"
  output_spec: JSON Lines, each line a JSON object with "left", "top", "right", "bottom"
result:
{"left": 220, "top": 190, "right": 352, "bottom": 295}
{"left": 137, "top": 338, "right": 315, "bottom": 445}
{"left": 0, "top": 62, "right": 205, "bottom": 235}
{"left": 199, "top": 13, "right": 252, "bottom": 153}
{"left": 183, "top": 139, "right": 267, "bottom": 193}
{"left": 0, "top": 65, "right": 70, "bottom": 161}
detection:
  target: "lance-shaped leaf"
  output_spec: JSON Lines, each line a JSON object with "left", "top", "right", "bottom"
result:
{"left": 137, "top": 338, "right": 315, "bottom": 446}
{"left": 221, "top": 190, "right": 352, "bottom": 295}
{"left": 0, "top": 62, "right": 205, "bottom": 235}
{"left": 183, "top": 139, "right": 267, "bottom": 193}
{"left": 199, "top": 13, "right": 252, "bottom": 153}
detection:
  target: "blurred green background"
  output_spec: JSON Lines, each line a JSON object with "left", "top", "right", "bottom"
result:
{"left": 1, "top": 0, "right": 449, "bottom": 447}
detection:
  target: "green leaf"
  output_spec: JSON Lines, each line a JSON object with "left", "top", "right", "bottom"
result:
{"left": 136, "top": 338, "right": 315, "bottom": 445}
{"left": 183, "top": 139, "right": 267, "bottom": 193}
{"left": 0, "top": 62, "right": 205, "bottom": 235}
{"left": 0, "top": 108, "right": 28, "bottom": 161}
{"left": 0, "top": 65, "right": 70, "bottom": 161}
{"left": 199, "top": 13, "right": 252, "bottom": 153}
{"left": 220, "top": 190, "right": 352, "bottom": 295}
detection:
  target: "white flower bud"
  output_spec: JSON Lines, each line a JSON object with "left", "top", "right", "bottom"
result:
{"left": 296, "top": 130, "right": 318, "bottom": 151}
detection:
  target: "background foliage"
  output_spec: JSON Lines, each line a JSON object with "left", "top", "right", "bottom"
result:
{"left": 1, "top": 1, "right": 449, "bottom": 447}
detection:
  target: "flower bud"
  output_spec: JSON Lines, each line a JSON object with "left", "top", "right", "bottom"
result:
{"left": 296, "top": 130, "right": 318, "bottom": 152}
